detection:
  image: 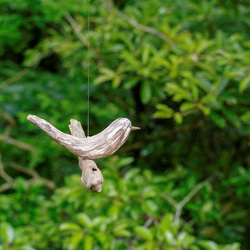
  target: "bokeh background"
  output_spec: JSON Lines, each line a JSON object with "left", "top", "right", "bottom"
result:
{"left": 0, "top": 0, "right": 249, "bottom": 249}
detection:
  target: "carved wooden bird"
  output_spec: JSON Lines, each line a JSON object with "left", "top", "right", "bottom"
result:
{"left": 27, "top": 115, "right": 140, "bottom": 192}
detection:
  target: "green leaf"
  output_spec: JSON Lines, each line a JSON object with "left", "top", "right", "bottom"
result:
{"left": 94, "top": 75, "right": 114, "bottom": 85}
{"left": 112, "top": 75, "right": 121, "bottom": 88}
{"left": 0, "top": 222, "right": 15, "bottom": 244}
{"left": 210, "top": 112, "right": 226, "bottom": 128}
{"left": 124, "top": 168, "right": 140, "bottom": 181}
{"left": 176, "top": 232, "right": 195, "bottom": 248}
{"left": 59, "top": 223, "right": 81, "bottom": 232}
{"left": 23, "top": 49, "right": 44, "bottom": 67}
{"left": 21, "top": 245, "right": 36, "bottom": 250}
{"left": 222, "top": 107, "right": 240, "bottom": 128}
{"left": 124, "top": 78, "right": 139, "bottom": 89}
{"left": 142, "top": 45, "right": 151, "bottom": 64}
{"left": 114, "top": 229, "right": 131, "bottom": 237}
{"left": 142, "top": 200, "right": 158, "bottom": 217}
{"left": 199, "top": 240, "right": 218, "bottom": 250}
{"left": 108, "top": 205, "right": 120, "bottom": 220}
{"left": 134, "top": 226, "right": 153, "bottom": 240}
{"left": 77, "top": 213, "right": 92, "bottom": 228}
{"left": 83, "top": 235, "right": 93, "bottom": 250}
{"left": 154, "top": 104, "right": 174, "bottom": 119}
{"left": 180, "top": 102, "right": 195, "bottom": 112}
{"left": 198, "top": 104, "right": 211, "bottom": 115}
{"left": 159, "top": 213, "right": 179, "bottom": 234}
{"left": 165, "top": 83, "right": 191, "bottom": 101}
{"left": 113, "top": 222, "right": 131, "bottom": 237}
{"left": 191, "top": 85, "right": 199, "bottom": 101}
{"left": 70, "top": 231, "right": 83, "bottom": 250}
{"left": 153, "top": 111, "right": 172, "bottom": 119}
{"left": 94, "top": 68, "right": 116, "bottom": 85}
{"left": 239, "top": 76, "right": 250, "bottom": 93}
{"left": 99, "top": 68, "right": 116, "bottom": 77}
{"left": 113, "top": 222, "right": 129, "bottom": 232}
{"left": 121, "top": 51, "right": 140, "bottom": 68}
{"left": 222, "top": 243, "right": 241, "bottom": 250}
{"left": 201, "top": 94, "right": 216, "bottom": 104}
{"left": 117, "top": 157, "right": 134, "bottom": 167}
{"left": 240, "top": 111, "right": 250, "bottom": 123}
{"left": 165, "top": 231, "right": 174, "bottom": 244}
{"left": 198, "top": 77, "right": 212, "bottom": 92}
{"left": 196, "top": 62, "right": 216, "bottom": 75}
{"left": 214, "top": 79, "right": 228, "bottom": 96}
{"left": 174, "top": 112, "right": 183, "bottom": 124}
{"left": 91, "top": 216, "right": 108, "bottom": 228}
{"left": 140, "top": 81, "right": 152, "bottom": 104}
{"left": 141, "top": 186, "right": 156, "bottom": 198}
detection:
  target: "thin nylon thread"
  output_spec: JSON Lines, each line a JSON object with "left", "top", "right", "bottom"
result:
{"left": 87, "top": 0, "right": 90, "bottom": 137}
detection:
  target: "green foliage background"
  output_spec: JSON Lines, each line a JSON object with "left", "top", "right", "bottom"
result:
{"left": 0, "top": 0, "right": 249, "bottom": 249}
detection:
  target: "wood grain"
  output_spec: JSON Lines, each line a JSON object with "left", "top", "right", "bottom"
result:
{"left": 69, "top": 119, "right": 103, "bottom": 193}
{"left": 27, "top": 114, "right": 139, "bottom": 159}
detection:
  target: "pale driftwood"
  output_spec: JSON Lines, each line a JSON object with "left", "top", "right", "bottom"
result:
{"left": 27, "top": 114, "right": 140, "bottom": 193}
{"left": 27, "top": 115, "right": 140, "bottom": 160}
{"left": 69, "top": 119, "right": 103, "bottom": 193}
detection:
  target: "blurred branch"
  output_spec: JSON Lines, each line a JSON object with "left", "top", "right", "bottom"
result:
{"left": 0, "top": 69, "right": 28, "bottom": 90}
{"left": 0, "top": 178, "right": 54, "bottom": 193}
{"left": 106, "top": 0, "right": 174, "bottom": 46}
{"left": 64, "top": 14, "right": 103, "bottom": 66}
{"left": 155, "top": 120, "right": 205, "bottom": 139}
{"left": 143, "top": 217, "right": 154, "bottom": 228}
{"left": 121, "top": 120, "right": 205, "bottom": 153}
{"left": 0, "top": 109, "right": 15, "bottom": 137}
{"left": 162, "top": 175, "right": 213, "bottom": 224}
{"left": 0, "top": 183, "right": 12, "bottom": 193}
{"left": 120, "top": 141, "right": 144, "bottom": 153}
{"left": 0, "top": 155, "right": 14, "bottom": 185}
{"left": 0, "top": 109, "right": 36, "bottom": 152}
{"left": 65, "top": 14, "right": 90, "bottom": 47}
{"left": 8, "top": 162, "right": 55, "bottom": 189}
{"left": 0, "top": 159, "right": 55, "bottom": 193}
{"left": 0, "top": 111, "right": 49, "bottom": 192}
{"left": 8, "top": 162, "right": 40, "bottom": 179}
{"left": 162, "top": 193, "right": 178, "bottom": 208}
{"left": 0, "top": 135, "right": 36, "bottom": 152}
{"left": 174, "top": 176, "right": 213, "bottom": 224}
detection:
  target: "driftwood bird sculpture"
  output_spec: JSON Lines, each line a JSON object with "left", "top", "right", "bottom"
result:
{"left": 27, "top": 115, "right": 140, "bottom": 192}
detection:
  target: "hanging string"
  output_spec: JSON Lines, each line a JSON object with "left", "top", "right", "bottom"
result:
{"left": 87, "top": 0, "right": 90, "bottom": 137}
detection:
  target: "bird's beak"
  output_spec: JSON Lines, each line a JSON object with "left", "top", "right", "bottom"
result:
{"left": 131, "top": 126, "right": 140, "bottom": 131}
